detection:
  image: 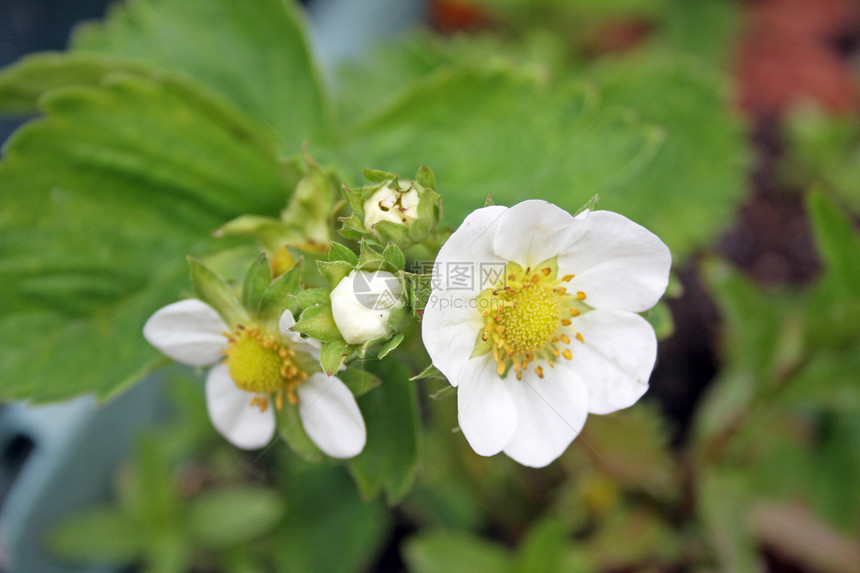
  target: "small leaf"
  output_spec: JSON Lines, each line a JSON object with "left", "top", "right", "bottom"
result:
{"left": 514, "top": 517, "right": 567, "bottom": 573}
{"left": 242, "top": 253, "right": 272, "bottom": 312}
{"left": 47, "top": 507, "right": 142, "bottom": 562}
{"left": 187, "top": 487, "right": 285, "bottom": 549}
{"left": 188, "top": 257, "right": 248, "bottom": 328}
{"left": 808, "top": 189, "right": 860, "bottom": 299}
{"left": 574, "top": 194, "right": 599, "bottom": 215}
{"left": 403, "top": 531, "right": 513, "bottom": 573}
{"left": 483, "top": 194, "right": 496, "bottom": 207}
{"left": 320, "top": 340, "right": 351, "bottom": 375}
{"left": 293, "top": 304, "right": 341, "bottom": 342}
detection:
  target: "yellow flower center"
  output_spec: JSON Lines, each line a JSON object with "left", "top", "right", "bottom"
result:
{"left": 224, "top": 326, "right": 309, "bottom": 410}
{"left": 473, "top": 259, "right": 588, "bottom": 380}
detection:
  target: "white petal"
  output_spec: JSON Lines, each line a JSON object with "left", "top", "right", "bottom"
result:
{"left": 457, "top": 357, "right": 518, "bottom": 456}
{"left": 492, "top": 200, "right": 588, "bottom": 268}
{"left": 143, "top": 299, "right": 228, "bottom": 366}
{"left": 205, "top": 364, "right": 275, "bottom": 450}
{"left": 297, "top": 374, "right": 366, "bottom": 459}
{"left": 433, "top": 205, "right": 508, "bottom": 299}
{"left": 559, "top": 210, "right": 671, "bottom": 312}
{"left": 279, "top": 310, "right": 322, "bottom": 359}
{"left": 502, "top": 367, "right": 589, "bottom": 467}
{"left": 421, "top": 297, "right": 484, "bottom": 386}
{"left": 567, "top": 309, "right": 656, "bottom": 415}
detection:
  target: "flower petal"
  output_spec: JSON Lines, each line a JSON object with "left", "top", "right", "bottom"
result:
{"left": 279, "top": 310, "right": 322, "bottom": 359}
{"left": 297, "top": 374, "right": 366, "bottom": 459}
{"left": 502, "top": 368, "right": 589, "bottom": 467}
{"left": 421, "top": 297, "right": 484, "bottom": 386}
{"left": 559, "top": 210, "right": 671, "bottom": 312}
{"left": 433, "top": 205, "right": 508, "bottom": 299}
{"left": 457, "top": 356, "right": 518, "bottom": 456}
{"left": 205, "top": 364, "right": 275, "bottom": 450}
{"left": 566, "top": 309, "right": 657, "bottom": 415}
{"left": 143, "top": 299, "right": 228, "bottom": 366}
{"left": 492, "top": 200, "right": 588, "bottom": 268}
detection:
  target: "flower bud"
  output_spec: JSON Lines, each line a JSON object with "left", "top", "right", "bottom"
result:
{"left": 330, "top": 270, "right": 404, "bottom": 345}
{"left": 363, "top": 184, "right": 420, "bottom": 227}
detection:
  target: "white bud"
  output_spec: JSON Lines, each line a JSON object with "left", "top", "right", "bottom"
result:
{"left": 330, "top": 270, "right": 404, "bottom": 345}
{"left": 363, "top": 185, "right": 420, "bottom": 227}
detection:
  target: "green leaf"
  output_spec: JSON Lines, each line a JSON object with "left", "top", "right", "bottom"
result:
{"left": 189, "top": 257, "right": 248, "bottom": 328}
{"left": 320, "top": 340, "right": 351, "bottom": 375}
{"left": 341, "top": 66, "right": 664, "bottom": 237}
{"left": 376, "top": 332, "right": 404, "bottom": 359}
{"left": 277, "top": 399, "right": 323, "bottom": 462}
{"left": 0, "top": 52, "right": 154, "bottom": 114}
{"left": 403, "top": 530, "right": 513, "bottom": 573}
{"left": 242, "top": 253, "right": 272, "bottom": 313}
{"left": 514, "top": 517, "right": 567, "bottom": 573}
{"left": 699, "top": 470, "right": 765, "bottom": 573}
{"left": 349, "top": 362, "right": 420, "bottom": 503}
{"left": 0, "top": 72, "right": 297, "bottom": 402}
{"left": 47, "top": 507, "right": 142, "bottom": 562}
{"left": 807, "top": 189, "right": 860, "bottom": 299}
{"left": 186, "top": 487, "right": 285, "bottom": 549}
{"left": 272, "top": 465, "right": 389, "bottom": 573}
{"left": 292, "top": 303, "right": 341, "bottom": 343}
{"left": 71, "top": 0, "right": 332, "bottom": 148}
{"left": 338, "top": 367, "right": 381, "bottom": 397}
{"left": 589, "top": 56, "right": 747, "bottom": 259}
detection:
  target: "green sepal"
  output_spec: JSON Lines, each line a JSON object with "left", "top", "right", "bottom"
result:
{"left": 483, "top": 194, "right": 496, "bottom": 207}
{"left": 328, "top": 241, "right": 359, "bottom": 265}
{"left": 409, "top": 363, "right": 446, "bottom": 382}
{"left": 215, "top": 214, "right": 290, "bottom": 252}
{"left": 292, "top": 304, "right": 342, "bottom": 342}
{"left": 382, "top": 243, "right": 406, "bottom": 271}
{"left": 320, "top": 340, "right": 352, "bottom": 376}
{"left": 277, "top": 400, "right": 323, "bottom": 462}
{"left": 407, "top": 274, "right": 432, "bottom": 317}
{"left": 377, "top": 333, "right": 404, "bottom": 360}
{"left": 339, "top": 368, "right": 381, "bottom": 397}
{"left": 415, "top": 165, "right": 436, "bottom": 190}
{"left": 295, "top": 287, "right": 330, "bottom": 309}
{"left": 363, "top": 167, "right": 396, "bottom": 183}
{"left": 317, "top": 259, "right": 354, "bottom": 289}
{"left": 188, "top": 257, "right": 248, "bottom": 328}
{"left": 241, "top": 253, "right": 272, "bottom": 312}
{"left": 372, "top": 219, "right": 412, "bottom": 245}
{"left": 256, "top": 259, "right": 303, "bottom": 327}
{"left": 575, "top": 193, "right": 600, "bottom": 215}
{"left": 338, "top": 214, "right": 366, "bottom": 236}
{"left": 357, "top": 239, "right": 387, "bottom": 270}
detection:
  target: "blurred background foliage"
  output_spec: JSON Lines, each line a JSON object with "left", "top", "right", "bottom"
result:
{"left": 0, "top": 0, "right": 859, "bottom": 571}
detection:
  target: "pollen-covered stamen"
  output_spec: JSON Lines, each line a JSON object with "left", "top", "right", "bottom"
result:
{"left": 473, "top": 258, "right": 589, "bottom": 378}
{"left": 224, "top": 326, "right": 309, "bottom": 410}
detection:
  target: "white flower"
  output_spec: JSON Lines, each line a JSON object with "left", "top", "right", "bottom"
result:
{"left": 421, "top": 200, "right": 671, "bottom": 467}
{"left": 143, "top": 299, "right": 366, "bottom": 456}
{"left": 330, "top": 270, "right": 404, "bottom": 345}
{"left": 363, "top": 185, "right": 420, "bottom": 226}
